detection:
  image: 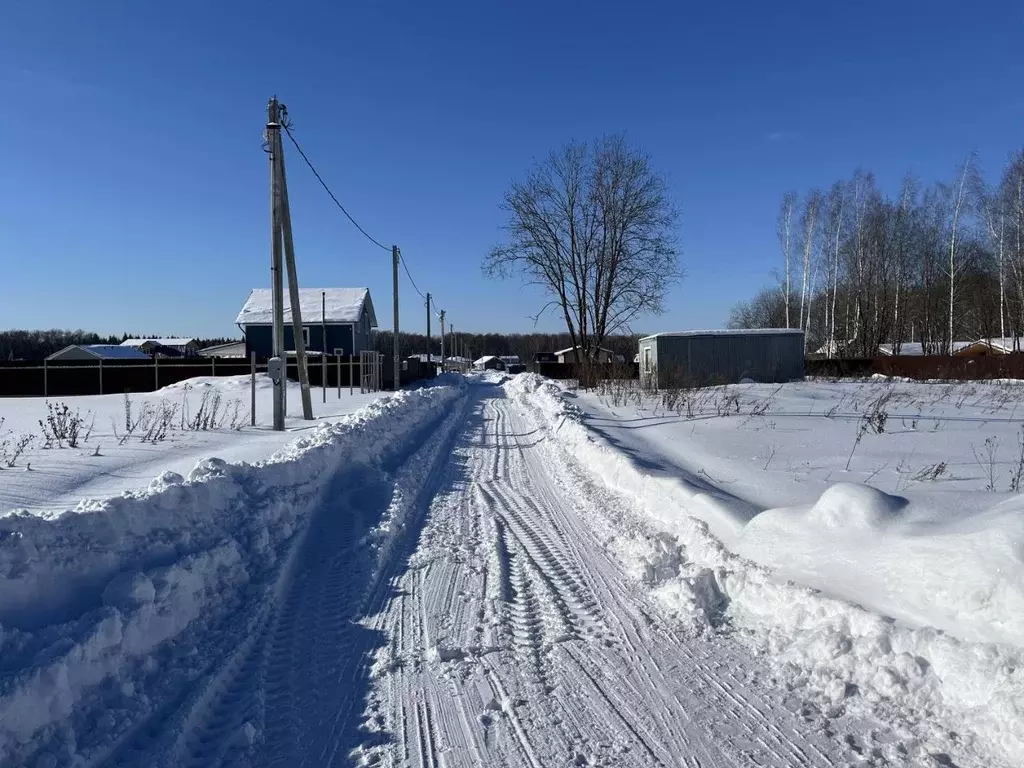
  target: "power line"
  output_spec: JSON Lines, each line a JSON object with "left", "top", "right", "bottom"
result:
{"left": 398, "top": 249, "right": 428, "bottom": 301}
{"left": 281, "top": 123, "right": 390, "bottom": 252}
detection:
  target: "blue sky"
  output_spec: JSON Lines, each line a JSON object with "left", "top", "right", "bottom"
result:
{"left": 2, "top": 1, "right": 1022, "bottom": 338}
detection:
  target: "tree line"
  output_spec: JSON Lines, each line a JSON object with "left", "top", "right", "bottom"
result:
{"left": 730, "top": 150, "right": 1024, "bottom": 357}
{"left": 0, "top": 330, "right": 238, "bottom": 361}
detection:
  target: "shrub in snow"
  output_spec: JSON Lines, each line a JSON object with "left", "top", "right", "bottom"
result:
{"left": 38, "top": 401, "right": 92, "bottom": 449}
{"left": 0, "top": 433, "right": 34, "bottom": 468}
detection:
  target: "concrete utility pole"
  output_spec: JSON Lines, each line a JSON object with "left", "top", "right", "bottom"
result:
{"left": 322, "top": 291, "right": 327, "bottom": 404}
{"left": 426, "top": 292, "right": 432, "bottom": 362}
{"left": 267, "top": 98, "right": 286, "bottom": 431}
{"left": 439, "top": 309, "right": 446, "bottom": 372}
{"left": 392, "top": 245, "right": 400, "bottom": 390}
{"left": 276, "top": 110, "right": 314, "bottom": 421}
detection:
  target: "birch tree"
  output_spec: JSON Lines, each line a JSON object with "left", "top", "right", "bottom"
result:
{"left": 822, "top": 183, "right": 845, "bottom": 357}
{"left": 946, "top": 153, "right": 977, "bottom": 354}
{"left": 777, "top": 192, "right": 797, "bottom": 328}
{"left": 797, "top": 190, "right": 822, "bottom": 336}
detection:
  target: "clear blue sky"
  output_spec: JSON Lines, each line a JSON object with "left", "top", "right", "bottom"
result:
{"left": 2, "top": 1, "right": 1022, "bottom": 338}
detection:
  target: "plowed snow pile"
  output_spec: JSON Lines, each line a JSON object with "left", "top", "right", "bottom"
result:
{"left": 504, "top": 373, "right": 1024, "bottom": 766}
{"left": 0, "top": 380, "right": 465, "bottom": 766}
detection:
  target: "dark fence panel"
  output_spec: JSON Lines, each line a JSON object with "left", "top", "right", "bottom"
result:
{"left": 804, "top": 358, "right": 875, "bottom": 378}
{"left": 0, "top": 355, "right": 438, "bottom": 397}
{"left": 806, "top": 354, "right": 1024, "bottom": 381}
{"left": 534, "top": 361, "right": 639, "bottom": 380}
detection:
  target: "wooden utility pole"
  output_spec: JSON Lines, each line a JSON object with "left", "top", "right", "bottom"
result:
{"left": 392, "top": 245, "right": 400, "bottom": 390}
{"left": 267, "top": 98, "right": 286, "bottom": 430}
{"left": 276, "top": 109, "right": 314, "bottom": 421}
{"left": 426, "top": 292, "right": 432, "bottom": 362}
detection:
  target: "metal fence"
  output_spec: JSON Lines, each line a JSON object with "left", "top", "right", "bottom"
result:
{"left": 0, "top": 355, "right": 378, "bottom": 398}
{"left": 807, "top": 355, "right": 1024, "bottom": 380}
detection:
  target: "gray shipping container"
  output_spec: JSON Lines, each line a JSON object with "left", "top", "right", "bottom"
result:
{"left": 638, "top": 329, "right": 805, "bottom": 389}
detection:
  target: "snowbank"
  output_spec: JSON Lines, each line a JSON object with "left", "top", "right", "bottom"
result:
{"left": 737, "top": 485, "right": 1024, "bottom": 646}
{"left": 503, "top": 373, "right": 1024, "bottom": 766}
{"left": 0, "top": 381, "right": 465, "bottom": 765}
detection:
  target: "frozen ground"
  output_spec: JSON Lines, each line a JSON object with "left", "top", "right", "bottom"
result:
{"left": 0, "top": 375, "right": 384, "bottom": 515}
{"left": 0, "top": 373, "right": 1020, "bottom": 767}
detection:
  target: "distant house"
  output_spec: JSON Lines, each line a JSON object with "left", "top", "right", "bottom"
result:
{"left": 878, "top": 342, "right": 972, "bottom": 356}
{"left": 532, "top": 352, "right": 558, "bottom": 364}
{"left": 198, "top": 341, "right": 246, "bottom": 358}
{"left": 47, "top": 345, "right": 152, "bottom": 362}
{"left": 638, "top": 329, "right": 805, "bottom": 389}
{"left": 955, "top": 337, "right": 1024, "bottom": 357}
{"left": 236, "top": 288, "right": 377, "bottom": 359}
{"left": 445, "top": 356, "right": 472, "bottom": 371}
{"left": 121, "top": 338, "right": 199, "bottom": 357}
{"left": 473, "top": 355, "right": 506, "bottom": 371}
{"left": 554, "top": 345, "right": 622, "bottom": 364}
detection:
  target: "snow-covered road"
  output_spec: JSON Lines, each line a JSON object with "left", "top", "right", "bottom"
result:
{"left": 106, "top": 378, "right": 871, "bottom": 768}
{"left": 356, "top": 388, "right": 859, "bottom": 767}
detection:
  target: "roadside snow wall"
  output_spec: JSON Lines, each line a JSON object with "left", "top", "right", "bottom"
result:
{"left": 0, "top": 381, "right": 465, "bottom": 766}
{"left": 503, "top": 373, "right": 1024, "bottom": 768}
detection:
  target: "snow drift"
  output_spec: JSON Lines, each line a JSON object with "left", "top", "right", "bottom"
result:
{"left": 0, "top": 380, "right": 465, "bottom": 766}
{"left": 503, "top": 373, "right": 1024, "bottom": 767}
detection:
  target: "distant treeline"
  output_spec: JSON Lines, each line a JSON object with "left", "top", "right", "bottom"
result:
{"left": 371, "top": 330, "right": 642, "bottom": 363}
{"left": 0, "top": 330, "right": 239, "bottom": 361}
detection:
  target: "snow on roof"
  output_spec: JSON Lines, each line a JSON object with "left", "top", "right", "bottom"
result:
{"left": 499, "top": 355, "right": 521, "bottom": 364}
{"left": 81, "top": 345, "right": 152, "bottom": 360}
{"left": 978, "top": 337, "right": 1024, "bottom": 353}
{"left": 121, "top": 338, "right": 195, "bottom": 347}
{"left": 474, "top": 355, "right": 500, "bottom": 365}
{"left": 878, "top": 342, "right": 972, "bottom": 356}
{"left": 554, "top": 345, "right": 616, "bottom": 356}
{"left": 236, "top": 288, "right": 377, "bottom": 327}
{"left": 640, "top": 328, "right": 804, "bottom": 341}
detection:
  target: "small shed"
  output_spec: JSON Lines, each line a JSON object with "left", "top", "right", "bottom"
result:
{"left": 554, "top": 345, "right": 622, "bottom": 364}
{"left": 473, "top": 355, "right": 506, "bottom": 371}
{"left": 638, "top": 329, "right": 804, "bottom": 389}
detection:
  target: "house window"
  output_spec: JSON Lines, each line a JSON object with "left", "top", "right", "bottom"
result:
{"left": 301, "top": 327, "right": 310, "bottom": 347}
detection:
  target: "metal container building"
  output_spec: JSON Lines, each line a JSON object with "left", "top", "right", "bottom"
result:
{"left": 638, "top": 329, "right": 805, "bottom": 388}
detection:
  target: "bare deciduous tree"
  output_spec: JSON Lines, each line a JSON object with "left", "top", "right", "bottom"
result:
{"left": 484, "top": 135, "right": 680, "bottom": 365}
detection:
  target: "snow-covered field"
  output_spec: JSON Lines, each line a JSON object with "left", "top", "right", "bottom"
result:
{"left": 0, "top": 372, "right": 1020, "bottom": 767}
{"left": 0, "top": 375, "right": 385, "bottom": 515}
{"left": 561, "top": 375, "right": 1024, "bottom": 765}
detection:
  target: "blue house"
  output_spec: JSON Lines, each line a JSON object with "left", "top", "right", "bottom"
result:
{"left": 236, "top": 288, "right": 378, "bottom": 359}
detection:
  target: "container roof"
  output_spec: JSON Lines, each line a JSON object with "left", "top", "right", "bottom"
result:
{"left": 640, "top": 328, "right": 804, "bottom": 341}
